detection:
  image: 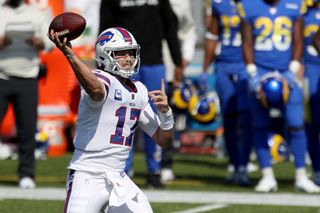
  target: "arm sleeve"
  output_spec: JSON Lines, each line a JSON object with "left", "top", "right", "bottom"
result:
{"left": 81, "top": 70, "right": 109, "bottom": 107}
{"left": 139, "top": 102, "right": 160, "bottom": 137}
{"left": 161, "top": 0, "right": 182, "bottom": 66}
{"left": 81, "top": 86, "right": 107, "bottom": 107}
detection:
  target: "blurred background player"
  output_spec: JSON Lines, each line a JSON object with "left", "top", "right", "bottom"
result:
{"left": 0, "top": 0, "right": 52, "bottom": 188}
{"left": 303, "top": 0, "right": 320, "bottom": 186}
{"left": 202, "top": 0, "right": 252, "bottom": 186}
{"left": 99, "top": 0, "right": 182, "bottom": 188}
{"left": 49, "top": 27, "right": 174, "bottom": 213}
{"left": 161, "top": 0, "right": 198, "bottom": 184}
{"left": 239, "top": 0, "right": 320, "bottom": 192}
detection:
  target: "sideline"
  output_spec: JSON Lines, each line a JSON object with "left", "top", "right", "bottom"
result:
{"left": 0, "top": 186, "right": 320, "bottom": 207}
{"left": 171, "top": 204, "right": 228, "bottom": 213}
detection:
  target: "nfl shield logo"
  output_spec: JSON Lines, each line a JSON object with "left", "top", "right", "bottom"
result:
{"left": 115, "top": 89, "right": 122, "bottom": 101}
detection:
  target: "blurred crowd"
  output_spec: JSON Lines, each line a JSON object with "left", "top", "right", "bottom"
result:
{"left": 0, "top": 0, "right": 320, "bottom": 195}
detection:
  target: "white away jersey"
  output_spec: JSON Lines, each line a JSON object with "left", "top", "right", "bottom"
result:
{"left": 69, "top": 70, "right": 160, "bottom": 172}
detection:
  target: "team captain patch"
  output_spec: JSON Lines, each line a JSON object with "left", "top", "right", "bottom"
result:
{"left": 115, "top": 89, "right": 122, "bottom": 101}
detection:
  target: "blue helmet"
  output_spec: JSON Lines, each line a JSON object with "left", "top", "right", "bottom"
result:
{"left": 172, "top": 79, "right": 194, "bottom": 110}
{"left": 268, "top": 133, "right": 288, "bottom": 163}
{"left": 188, "top": 91, "right": 220, "bottom": 123}
{"left": 305, "top": 0, "right": 320, "bottom": 7}
{"left": 257, "top": 73, "right": 289, "bottom": 108}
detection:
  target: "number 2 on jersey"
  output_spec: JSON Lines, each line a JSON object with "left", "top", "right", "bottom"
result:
{"left": 110, "top": 107, "right": 141, "bottom": 147}
{"left": 255, "top": 16, "right": 292, "bottom": 51}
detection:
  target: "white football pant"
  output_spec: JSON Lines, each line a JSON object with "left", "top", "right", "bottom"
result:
{"left": 64, "top": 170, "right": 153, "bottom": 213}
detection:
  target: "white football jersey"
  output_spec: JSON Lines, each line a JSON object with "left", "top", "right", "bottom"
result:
{"left": 69, "top": 69, "right": 160, "bottom": 172}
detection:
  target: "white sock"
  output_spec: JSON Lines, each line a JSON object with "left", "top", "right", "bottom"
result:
{"left": 295, "top": 168, "right": 307, "bottom": 181}
{"left": 262, "top": 167, "right": 275, "bottom": 179}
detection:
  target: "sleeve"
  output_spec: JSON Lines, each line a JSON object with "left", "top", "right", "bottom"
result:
{"left": 81, "top": 70, "right": 110, "bottom": 107}
{"left": 92, "top": 69, "right": 111, "bottom": 95}
{"left": 138, "top": 102, "right": 160, "bottom": 137}
{"left": 160, "top": 0, "right": 182, "bottom": 66}
{"left": 80, "top": 86, "right": 107, "bottom": 107}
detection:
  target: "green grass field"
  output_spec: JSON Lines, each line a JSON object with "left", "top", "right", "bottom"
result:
{"left": 0, "top": 152, "right": 319, "bottom": 213}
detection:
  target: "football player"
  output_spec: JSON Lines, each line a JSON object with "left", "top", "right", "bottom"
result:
{"left": 303, "top": 0, "right": 320, "bottom": 186}
{"left": 202, "top": 0, "right": 253, "bottom": 186}
{"left": 239, "top": 0, "right": 320, "bottom": 192}
{"left": 48, "top": 27, "right": 174, "bottom": 212}
{"left": 99, "top": 0, "right": 182, "bottom": 188}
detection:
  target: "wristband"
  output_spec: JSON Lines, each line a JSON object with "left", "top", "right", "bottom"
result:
{"left": 65, "top": 52, "right": 75, "bottom": 59}
{"left": 246, "top": 63, "right": 257, "bottom": 77}
{"left": 205, "top": 31, "right": 219, "bottom": 41}
{"left": 289, "top": 60, "right": 300, "bottom": 74}
{"left": 158, "top": 107, "right": 174, "bottom": 131}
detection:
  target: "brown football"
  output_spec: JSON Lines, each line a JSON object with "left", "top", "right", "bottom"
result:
{"left": 48, "top": 12, "right": 86, "bottom": 41}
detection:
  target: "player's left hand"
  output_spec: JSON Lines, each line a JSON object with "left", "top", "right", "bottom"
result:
{"left": 148, "top": 79, "right": 170, "bottom": 114}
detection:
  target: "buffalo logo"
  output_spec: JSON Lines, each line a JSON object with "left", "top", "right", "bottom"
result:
{"left": 96, "top": 31, "right": 114, "bottom": 46}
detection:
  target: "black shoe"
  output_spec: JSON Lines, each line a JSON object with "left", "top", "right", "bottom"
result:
{"left": 224, "top": 172, "right": 239, "bottom": 185}
{"left": 146, "top": 173, "right": 164, "bottom": 189}
{"left": 238, "top": 171, "right": 251, "bottom": 187}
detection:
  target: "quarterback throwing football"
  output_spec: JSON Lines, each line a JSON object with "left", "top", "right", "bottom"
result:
{"left": 48, "top": 27, "right": 174, "bottom": 213}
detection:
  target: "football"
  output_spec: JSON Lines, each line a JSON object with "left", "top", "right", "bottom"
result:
{"left": 48, "top": 12, "right": 86, "bottom": 41}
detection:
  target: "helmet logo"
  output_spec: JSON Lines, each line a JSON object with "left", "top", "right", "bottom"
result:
{"left": 115, "top": 27, "right": 133, "bottom": 44}
{"left": 96, "top": 31, "right": 114, "bottom": 46}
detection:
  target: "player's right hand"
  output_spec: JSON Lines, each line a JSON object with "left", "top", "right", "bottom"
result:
{"left": 246, "top": 63, "right": 257, "bottom": 78}
{"left": 48, "top": 29, "right": 73, "bottom": 56}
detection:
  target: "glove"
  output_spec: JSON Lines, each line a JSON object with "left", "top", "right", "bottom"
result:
{"left": 246, "top": 63, "right": 257, "bottom": 78}
{"left": 289, "top": 60, "right": 300, "bottom": 74}
{"left": 289, "top": 60, "right": 303, "bottom": 88}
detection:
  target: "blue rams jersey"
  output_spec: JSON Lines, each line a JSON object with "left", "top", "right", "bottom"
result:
{"left": 212, "top": 0, "right": 242, "bottom": 62}
{"left": 238, "top": 0, "right": 306, "bottom": 70}
{"left": 303, "top": 7, "right": 320, "bottom": 65}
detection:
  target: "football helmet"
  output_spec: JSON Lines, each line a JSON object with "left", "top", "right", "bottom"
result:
{"left": 305, "top": 0, "right": 319, "bottom": 6}
{"left": 95, "top": 27, "right": 140, "bottom": 78}
{"left": 172, "top": 79, "right": 195, "bottom": 110}
{"left": 188, "top": 91, "right": 220, "bottom": 123}
{"left": 257, "top": 72, "right": 289, "bottom": 108}
{"left": 268, "top": 133, "right": 288, "bottom": 163}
